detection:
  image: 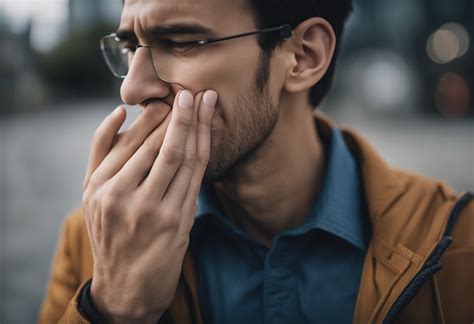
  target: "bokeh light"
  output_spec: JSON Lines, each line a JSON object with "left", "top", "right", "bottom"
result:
{"left": 347, "top": 50, "right": 417, "bottom": 114}
{"left": 435, "top": 72, "right": 471, "bottom": 118}
{"left": 427, "top": 22, "right": 470, "bottom": 64}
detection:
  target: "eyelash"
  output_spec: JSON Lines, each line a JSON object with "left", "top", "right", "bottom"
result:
{"left": 125, "top": 39, "right": 199, "bottom": 54}
{"left": 165, "top": 39, "right": 198, "bottom": 49}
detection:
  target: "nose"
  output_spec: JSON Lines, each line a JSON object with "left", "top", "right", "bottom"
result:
{"left": 120, "top": 47, "right": 171, "bottom": 106}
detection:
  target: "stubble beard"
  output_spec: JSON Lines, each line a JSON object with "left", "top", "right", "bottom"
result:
{"left": 203, "top": 52, "right": 278, "bottom": 184}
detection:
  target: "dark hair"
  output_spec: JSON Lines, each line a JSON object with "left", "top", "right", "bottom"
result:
{"left": 248, "top": 0, "right": 353, "bottom": 107}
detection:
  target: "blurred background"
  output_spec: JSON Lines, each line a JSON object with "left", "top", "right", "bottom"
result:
{"left": 0, "top": 0, "right": 473, "bottom": 322}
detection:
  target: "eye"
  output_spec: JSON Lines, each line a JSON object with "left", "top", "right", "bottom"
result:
{"left": 163, "top": 39, "right": 199, "bottom": 51}
{"left": 123, "top": 44, "right": 138, "bottom": 54}
{"left": 115, "top": 38, "right": 137, "bottom": 55}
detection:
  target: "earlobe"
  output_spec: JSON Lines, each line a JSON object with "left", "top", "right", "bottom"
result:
{"left": 284, "top": 18, "right": 336, "bottom": 93}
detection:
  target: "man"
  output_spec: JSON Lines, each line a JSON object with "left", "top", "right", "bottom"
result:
{"left": 39, "top": 0, "right": 473, "bottom": 323}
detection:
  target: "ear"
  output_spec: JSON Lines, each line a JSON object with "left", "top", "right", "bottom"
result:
{"left": 284, "top": 17, "right": 336, "bottom": 93}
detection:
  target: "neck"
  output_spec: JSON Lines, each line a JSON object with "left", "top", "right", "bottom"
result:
{"left": 213, "top": 94, "right": 325, "bottom": 248}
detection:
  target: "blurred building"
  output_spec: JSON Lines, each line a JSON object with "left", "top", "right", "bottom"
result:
{"left": 68, "top": 0, "right": 122, "bottom": 33}
{"left": 0, "top": 18, "right": 46, "bottom": 114}
{"left": 335, "top": 0, "right": 473, "bottom": 118}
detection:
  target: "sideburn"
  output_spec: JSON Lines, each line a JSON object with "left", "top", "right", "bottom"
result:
{"left": 255, "top": 49, "right": 272, "bottom": 93}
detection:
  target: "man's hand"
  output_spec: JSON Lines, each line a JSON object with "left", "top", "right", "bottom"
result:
{"left": 81, "top": 89, "right": 218, "bottom": 323}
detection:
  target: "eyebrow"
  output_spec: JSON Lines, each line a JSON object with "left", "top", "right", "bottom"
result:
{"left": 116, "top": 24, "right": 214, "bottom": 42}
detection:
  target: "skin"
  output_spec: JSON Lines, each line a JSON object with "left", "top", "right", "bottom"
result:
{"left": 82, "top": 0, "right": 336, "bottom": 322}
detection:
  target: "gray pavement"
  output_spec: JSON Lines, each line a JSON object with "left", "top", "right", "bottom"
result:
{"left": 0, "top": 100, "right": 473, "bottom": 323}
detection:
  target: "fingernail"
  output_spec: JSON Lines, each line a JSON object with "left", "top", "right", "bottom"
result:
{"left": 203, "top": 90, "right": 218, "bottom": 107}
{"left": 110, "top": 106, "right": 122, "bottom": 117}
{"left": 179, "top": 90, "right": 194, "bottom": 109}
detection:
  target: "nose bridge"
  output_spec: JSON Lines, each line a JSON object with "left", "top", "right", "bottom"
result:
{"left": 131, "top": 46, "right": 154, "bottom": 75}
{"left": 120, "top": 46, "right": 170, "bottom": 105}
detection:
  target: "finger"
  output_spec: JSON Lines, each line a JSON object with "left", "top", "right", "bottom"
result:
{"left": 160, "top": 92, "right": 202, "bottom": 207}
{"left": 91, "top": 102, "right": 171, "bottom": 186}
{"left": 179, "top": 90, "right": 217, "bottom": 234}
{"left": 112, "top": 111, "right": 172, "bottom": 190}
{"left": 141, "top": 90, "right": 195, "bottom": 200}
{"left": 83, "top": 106, "right": 126, "bottom": 190}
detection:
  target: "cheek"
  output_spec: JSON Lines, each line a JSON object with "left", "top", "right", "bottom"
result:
{"left": 169, "top": 43, "right": 261, "bottom": 136}
{"left": 205, "top": 46, "right": 260, "bottom": 123}
{"left": 176, "top": 48, "right": 259, "bottom": 89}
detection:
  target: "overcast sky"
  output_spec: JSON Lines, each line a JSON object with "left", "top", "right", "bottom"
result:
{"left": 2, "top": 0, "right": 68, "bottom": 51}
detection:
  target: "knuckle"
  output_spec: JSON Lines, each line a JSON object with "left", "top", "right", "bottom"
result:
{"left": 120, "top": 133, "right": 138, "bottom": 152}
{"left": 100, "top": 192, "right": 121, "bottom": 214}
{"left": 134, "top": 203, "right": 153, "bottom": 218}
{"left": 165, "top": 217, "right": 181, "bottom": 231}
{"left": 187, "top": 185, "right": 200, "bottom": 201}
{"left": 82, "top": 191, "right": 99, "bottom": 220}
{"left": 88, "top": 174, "right": 101, "bottom": 189}
{"left": 161, "top": 146, "right": 185, "bottom": 165}
{"left": 160, "top": 208, "right": 181, "bottom": 229}
{"left": 175, "top": 234, "right": 190, "bottom": 250}
{"left": 196, "top": 150, "right": 210, "bottom": 166}
{"left": 141, "top": 148, "right": 157, "bottom": 165}
{"left": 198, "top": 116, "right": 212, "bottom": 128}
{"left": 175, "top": 114, "right": 193, "bottom": 131}
{"left": 142, "top": 136, "right": 161, "bottom": 159}
{"left": 82, "top": 189, "right": 92, "bottom": 206}
{"left": 182, "top": 149, "right": 197, "bottom": 169}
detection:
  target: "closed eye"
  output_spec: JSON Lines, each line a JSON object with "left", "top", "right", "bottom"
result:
{"left": 125, "top": 45, "right": 138, "bottom": 53}
{"left": 163, "top": 39, "right": 200, "bottom": 49}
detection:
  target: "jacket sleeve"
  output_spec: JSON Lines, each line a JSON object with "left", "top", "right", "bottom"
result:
{"left": 38, "top": 207, "right": 189, "bottom": 324}
{"left": 38, "top": 209, "right": 91, "bottom": 323}
{"left": 435, "top": 193, "right": 474, "bottom": 323}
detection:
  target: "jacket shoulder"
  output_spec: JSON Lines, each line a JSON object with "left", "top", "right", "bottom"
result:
{"left": 393, "top": 168, "right": 459, "bottom": 204}
{"left": 393, "top": 169, "right": 472, "bottom": 244}
{"left": 38, "top": 207, "right": 93, "bottom": 323}
{"left": 374, "top": 167, "right": 466, "bottom": 256}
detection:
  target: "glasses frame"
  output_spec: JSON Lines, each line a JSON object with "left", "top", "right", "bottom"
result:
{"left": 100, "top": 24, "right": 293, "bottom": 79}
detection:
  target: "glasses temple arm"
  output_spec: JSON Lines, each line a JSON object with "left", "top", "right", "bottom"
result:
{"left": 199, "top": 24, "right": 292, "bottom": 45}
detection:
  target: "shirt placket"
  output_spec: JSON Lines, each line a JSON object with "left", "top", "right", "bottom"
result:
{"left": 263, "top": 238, "right": 295, "bottom": 324}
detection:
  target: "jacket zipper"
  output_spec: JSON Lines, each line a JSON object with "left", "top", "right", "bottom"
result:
{"left": 382, "top": 191, "right": 473, "bottom": 324}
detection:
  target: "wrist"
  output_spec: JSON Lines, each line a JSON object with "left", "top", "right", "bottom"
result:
{"left": 90, "top": 279, "right": 163, "bottom": 324}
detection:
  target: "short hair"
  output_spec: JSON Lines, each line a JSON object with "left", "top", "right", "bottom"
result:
{"left": 248, "top": 0, "right": 353, "bottom": 107}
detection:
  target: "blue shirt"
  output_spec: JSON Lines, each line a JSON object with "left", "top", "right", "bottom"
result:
{"left": 189, "top": 125, "right": 370, "bottom": 324}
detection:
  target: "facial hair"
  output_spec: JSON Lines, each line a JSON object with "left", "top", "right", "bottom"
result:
{"left": 203, "top": 52, "right": 278, "bottom": 183}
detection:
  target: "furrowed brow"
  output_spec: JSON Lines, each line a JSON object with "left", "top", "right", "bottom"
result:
{"left": 144, "top": 24, "right": 214, "bottom": 38}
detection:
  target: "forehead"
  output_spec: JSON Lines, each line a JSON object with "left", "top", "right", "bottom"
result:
{"left": 120, "top": 0, "right": 256, "bottom": 34}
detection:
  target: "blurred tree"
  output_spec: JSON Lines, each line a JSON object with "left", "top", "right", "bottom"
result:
{"left": 38, "top": 21, "right": 120, "bottom": 99}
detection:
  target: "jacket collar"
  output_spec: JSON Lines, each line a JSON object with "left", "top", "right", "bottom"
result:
{"left": 313, "top": 110, "right": 409, "bottom": 222}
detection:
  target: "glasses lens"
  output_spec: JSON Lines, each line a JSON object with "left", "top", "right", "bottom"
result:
{"left": 149, "top": 42, "right": 206, "bottom": 87}
{"left": 100, "top": 35, "right": 130, "bottom": 78}
{"left": 100, "top": 34, "right": 206, "bottom": 89}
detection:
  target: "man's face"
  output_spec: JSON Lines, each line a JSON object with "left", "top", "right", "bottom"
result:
{"left": 120, "top": 0, "right": 281, "bottom": 182}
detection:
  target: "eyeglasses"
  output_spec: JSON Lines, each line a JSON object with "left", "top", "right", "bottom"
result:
{"left": 100, "top": 24, "right": 292, "bottom": 87}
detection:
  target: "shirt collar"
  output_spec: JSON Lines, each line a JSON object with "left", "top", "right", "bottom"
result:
{"left": 301, "top": 125, "right": 368, "bottom": 251}
{"left": 195, "top": 123, "right": 368, "bottom": 251}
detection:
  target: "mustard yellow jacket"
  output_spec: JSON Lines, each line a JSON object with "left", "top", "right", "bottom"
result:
{"left": 39, "top": 111, "right": 474, "bottom": 323}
